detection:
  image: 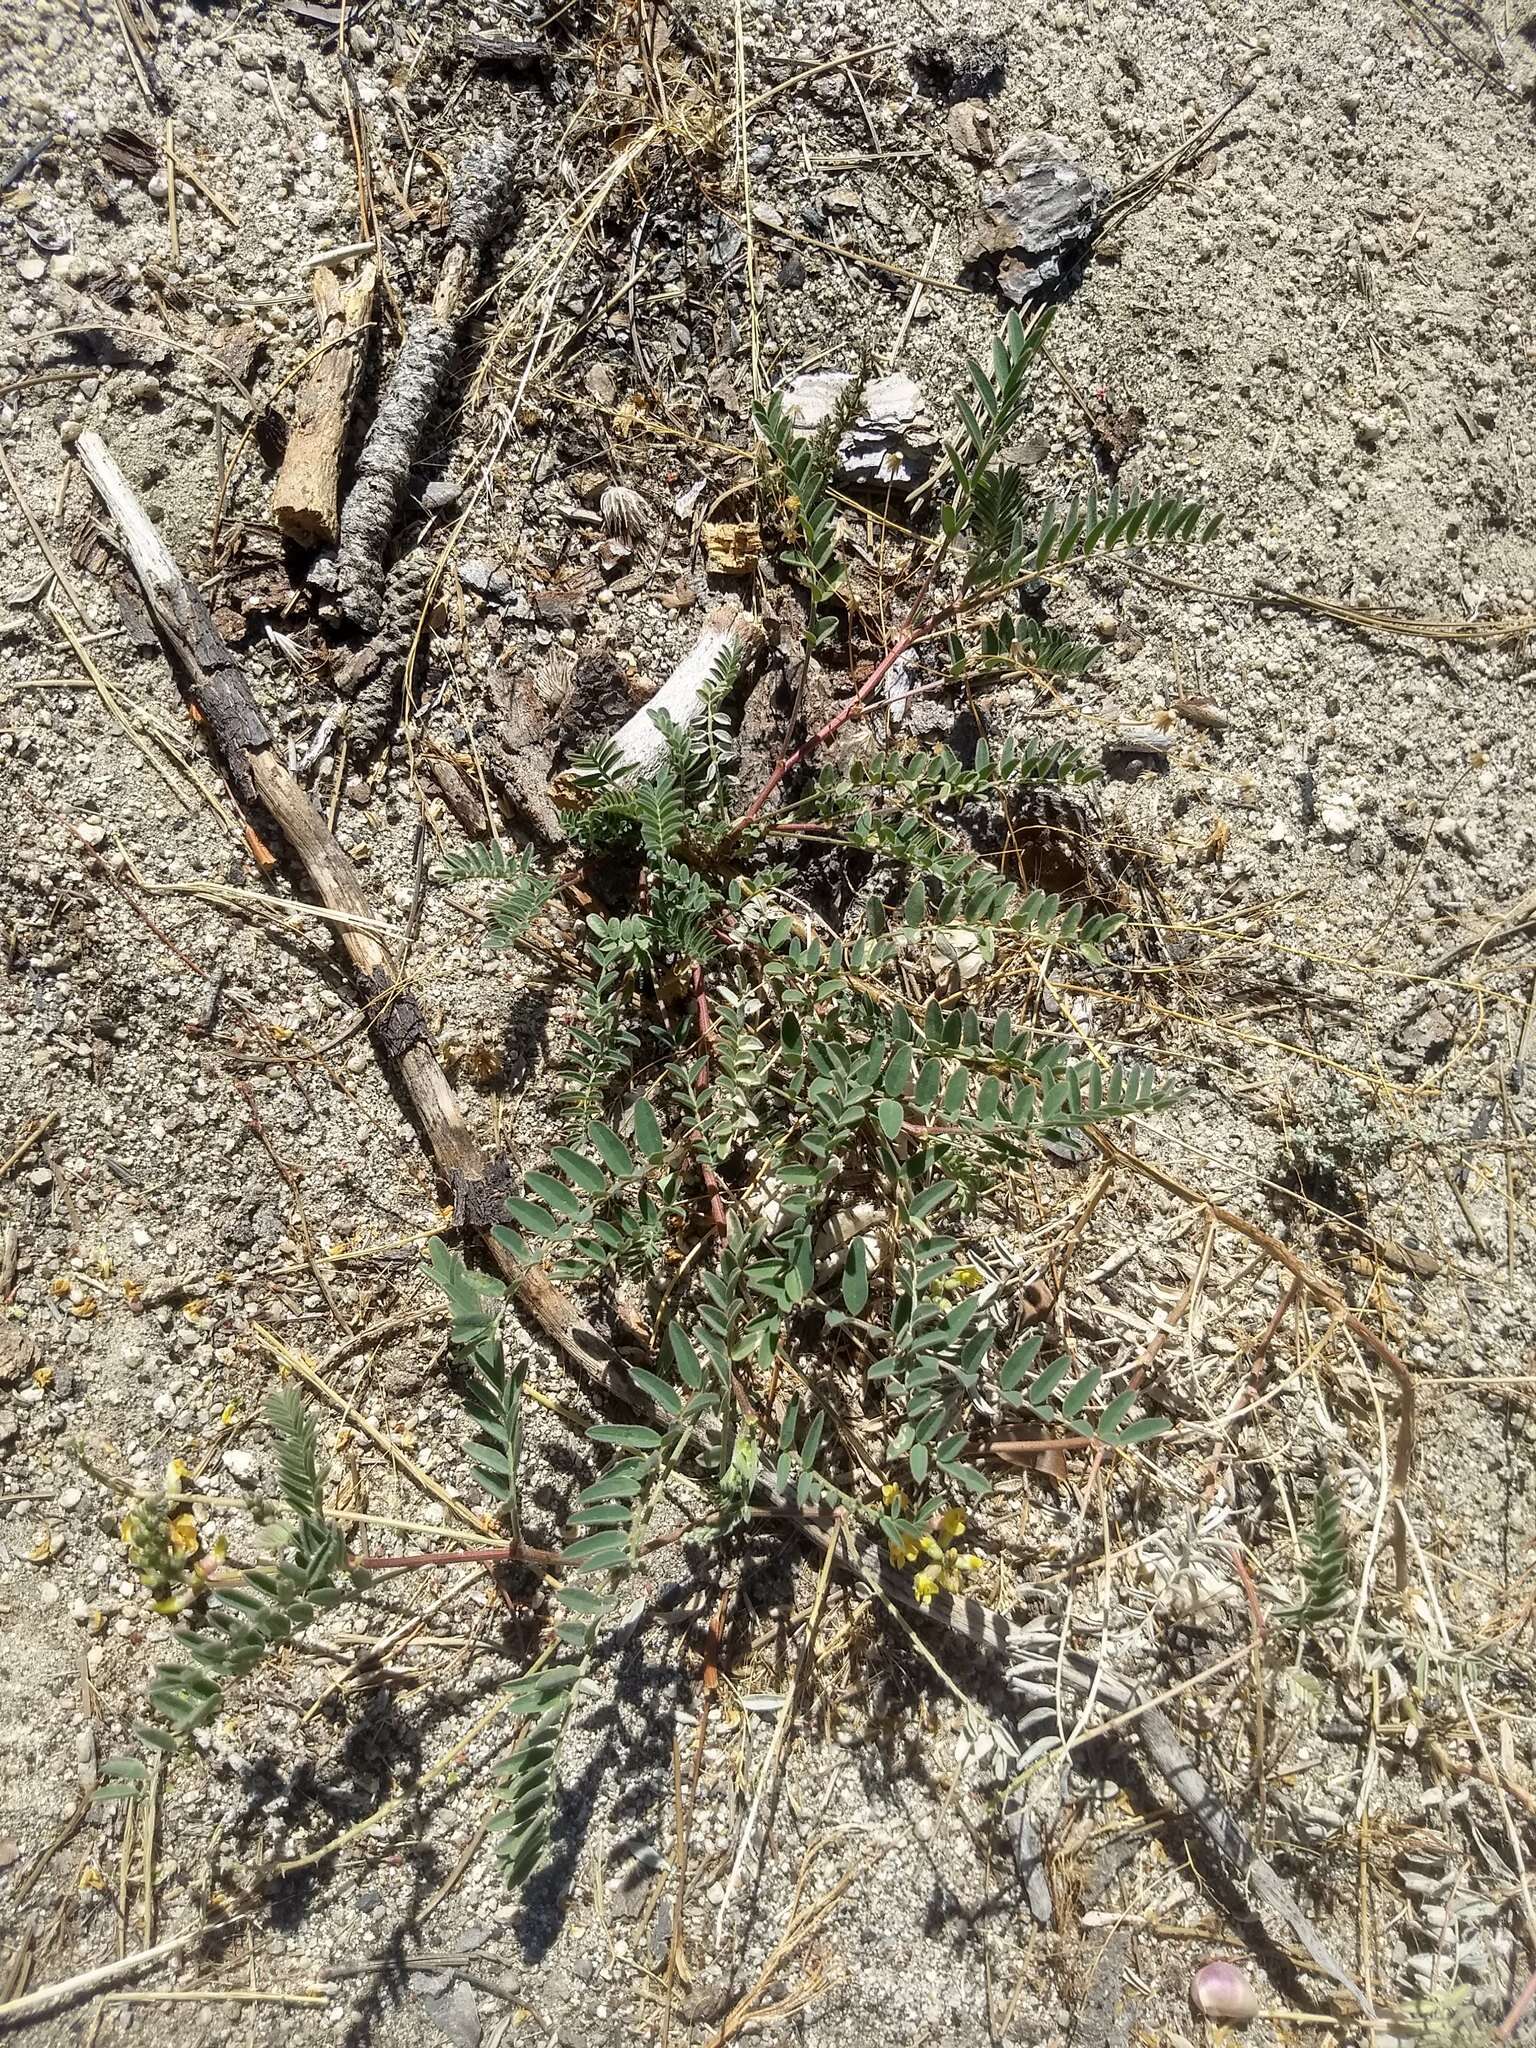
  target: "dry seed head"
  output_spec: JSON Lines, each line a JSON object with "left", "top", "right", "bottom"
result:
{"left": 601, "top": 484, "right": 650, "bottom": 539}
{"left": 536, "top": 647, "right": 577, "bottom": 711}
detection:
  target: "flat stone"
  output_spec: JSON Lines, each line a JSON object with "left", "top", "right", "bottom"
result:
{"left": 776, "top": 369, "right": 940, "bottom": 488}
{"left": 420, "top": 1979, "right": 481, "bottom": 2048}
{"left": 1102, "top": 725, "right": 1171, "bottom": 780}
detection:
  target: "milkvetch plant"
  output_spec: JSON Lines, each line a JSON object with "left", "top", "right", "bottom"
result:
{"left": 106, "top": 308, "right": 1216, "bottom": 1891}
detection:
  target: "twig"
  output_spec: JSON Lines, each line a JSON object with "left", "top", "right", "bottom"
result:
{"left": 350, "top": 1541, "right": 562, "bottom": 1571}
{"left": 0, "top": 442, "right": 91, "bottom": 626}
{"left": 172, "top": 159, "right": 239, "bottom": 227}
{"left": 272, "top": 261, "right": 377, "bottom": 546}
{"left": 50, "top": 606, "right": 208, "bottom": 818}
{"left": 75, "top": 429, "right": 633, "bottom": 1410}
{"left": 841, "top": 1525, "right": 1370, "bottom": 2013}
{"left": 254, "top": 1325, "right": 494, "bottom": 1539}
{"left": 1138, "top": 565, "right": 1536, "bottom": 648}
{"left": 0, "top": 1110, "right": 59, "bottom": 1181}
{"left": 102, "top": 1989, "right": 324, "bottom": 2009}
{"left": 1419, "top": 884, "right": 1536, "bottom": 980}
{"left": 162, "top": 119, "right": 179, "bottom": 267}
{"left": 731, "top": 0, "right": 762, "bottom": 400}
{"left": 703, "top": 1840, "right": 870, "bottom": 2048}
{"left": 735, "top": 631, "right": 917, "bottom": 826}
{"left": 888, "top": 222, "right": 944, "bottom": 368}
{"left": 662, "top": 1594, "right": 726, "bottom": 2048}
{"left": 0, "top": 133, "right": 58, "bottom": 191}
{"left": 1098, "top": 79, "right": 1256, "bottom": 234}
{"left": 715, "top": 1515, "right": 841, "bottom": 1934}
{"left": 264, "top": 1682, "right": 536, "bottom": 1880}
{"left": 1092, "top": 1132, "right": 1416, "bottom": 1591}
{"left": 1498, "top": 1962, "right": 1536, "bottom": 2041}
{"left": 110, "top": 0, "right": 161, "bottom": 109}
{"left": 0, "top": 1923, "right": 235, "bottom": 2029}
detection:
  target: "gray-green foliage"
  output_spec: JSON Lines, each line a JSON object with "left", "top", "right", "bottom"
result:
{"left": 426, "top": 1238, "right": 526, "bottom": 1533}
{"left": 138, "top": 1391, "right": 362, "bottom": 1743}
{"left": 110, "top": 309, "right": 1211, "bottom": 1885}
{"left": 420, "top": 308, "right": 1212, "bottom": 1887}
{"left": 1280, "top": 1478, "right": 1351, "bottom": 1631}
{"left": 1385, "top": 1991, "right": 1502, "bottom": 2048}
{"left": 427, "top": 700, "right": 1175, "bottom": 1882}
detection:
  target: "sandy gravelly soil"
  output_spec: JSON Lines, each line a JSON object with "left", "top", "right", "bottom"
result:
{"left": 1, "top": 0, "right": 1535, "bottom": 2044}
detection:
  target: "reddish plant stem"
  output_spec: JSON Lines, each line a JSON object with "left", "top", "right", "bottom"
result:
{"left": 1498, "top": 1963, "right": 1536, "bottom": 2040}
{"left": 690, "top": 960, "right": 718, "bottom": 1054}
{"left": 687, "top": 961, "right": 727, "bottom": 1238}
{"left": 1227, "top": 1546, "right": 1268, "bottom": 1641}
{"left": 734, "top": 630, "right": 917, "bottom": 827}
{"left": 696, "top": 1156, "right": 728, "bottom": 1240}
{"left": 1093, "top": 1132, "right": 1417, "bottom": 1594}
{"left": 1200, "top": 1279, "right": 1296, "bottom": 1506}
{"left": 354, "top": 1541, "right": 563, "bottom": 1571}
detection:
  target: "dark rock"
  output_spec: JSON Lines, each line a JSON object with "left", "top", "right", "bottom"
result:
{"left": 419, "top": 1979, "right": 481, "bottom": 2048}
{"left": 965, "top": 149, "right": 1109, "bottom": 302}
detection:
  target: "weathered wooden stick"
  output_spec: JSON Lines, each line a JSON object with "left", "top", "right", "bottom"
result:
{"left": 0, "top": 1923, "right": 230, "bottom": 2030}
{"left": 272, "top": 259, "right": 376, "bottom": 547}
{"left": 609, "top": 605, "right": 762, "bottom": 774}
{"left": 74, "top": 429, "right": 628, "bottom": 1406}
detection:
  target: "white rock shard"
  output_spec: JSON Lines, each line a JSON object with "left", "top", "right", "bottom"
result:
{"left": 777, "top": 370, "right": 940, "bottom": 487}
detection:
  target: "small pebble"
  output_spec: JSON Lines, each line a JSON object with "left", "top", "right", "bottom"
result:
{"left": 1191, "top": 1960, "right": 1260, "bottom": 2025}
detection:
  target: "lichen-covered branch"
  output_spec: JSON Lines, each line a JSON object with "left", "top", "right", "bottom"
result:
{"left": 333, "top": 130, "right": 521, "bottom": 630}
{"left": 75, "top": 427, "right": 633, "bottom": 1415}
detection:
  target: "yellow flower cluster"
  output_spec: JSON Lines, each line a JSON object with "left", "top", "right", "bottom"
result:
{"left": 120, "top": 1460, "right": 220, "bottom": 1615}
{"left": 882, "top": 1488, "right": 984, "bottom": 1604}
